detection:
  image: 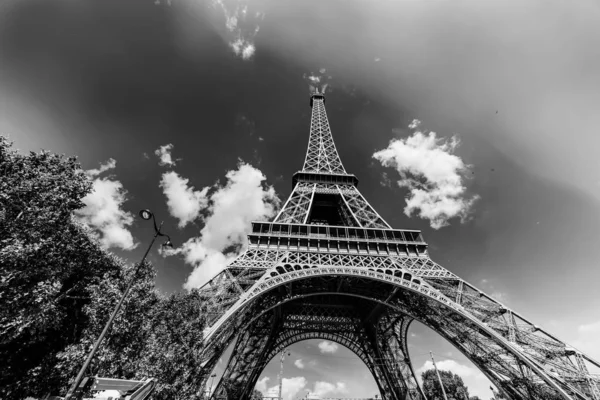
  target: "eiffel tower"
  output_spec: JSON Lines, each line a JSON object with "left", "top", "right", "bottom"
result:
{"left": 196, "top": 88, "right": 600, "bottom": 400}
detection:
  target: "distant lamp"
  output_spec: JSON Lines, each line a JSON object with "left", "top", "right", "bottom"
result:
{"left": 139, "top": 209, "right": 153, "bottom": 220}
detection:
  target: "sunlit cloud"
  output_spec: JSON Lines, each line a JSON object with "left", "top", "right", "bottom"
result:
{"left": 294, "top": 359, "right": 305, "bottom": 369}
{"left": 303, "top": 68, "right": 332, "bottom": 94}
{"left": 311, "top": 381, "right": 347, "bottom": 397}
{"left": 159, "top": 171, "right": 209, "bottom": 228}
{"left": 571, "top": 320, "right": 600, "bottom": 361}
{"left": 318, "top": 341, "right": 339, "bottom": 354}
{"left": 85, "top": 158, "right": 116, "bottom": 177}
{"left": 256, "top": 376, "right": 270, "bottom": 393}
{"left": 262, "top": 377, "right": 307, "bottom": 400}
{"left": 373, "top": 120, "right": 479, "bottom": 229}
{"left": 163, "top": 162, "right": 280, "bottom": 289}
{"left": 211, "top": 0, "right": 264, "bottom": 60}
{"left": 75, "top": 159, "right": 136, "bottom": 250}
{"left": 155, "top": 143, "right": 178, "bottom": 167}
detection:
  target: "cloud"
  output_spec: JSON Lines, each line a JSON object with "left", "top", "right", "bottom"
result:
{"left": 303, "top": 69, "right": 333, "bottom": 94}
{"left": 311, "top": 381, "right": 348, "bottom": 397}
{"left": 255, "top": 377, "right": 270, "bottom": 394}
{"left": 417, "top": 359, "right": 492, "bottom": 399}
{"left": 85, "top": 158, "right": 116, "bottom": 177}
{"left": 211, "top": 0, "right": 263, "bottom": 60}
{"left": 154, "top": 143, "right": 177, "bottom": 167}
{"left": 230, "top": 38, "right": 255, "bottom": 60}
{"left": 165, "top": 163, "right": 280, "bottom": 289}
{"left": 373, "top": 120, "right": 479, "bottom": 229}
{"left": 318, "top": 341, "right": 339, "bottom": 354}
{"left": 75, "top": 159, "right": 136, "bottom": 250}
{"left": 159, "top": 171, "right": 209, "bottom": 228}
{"left": 571, "top": 320, "right": 600, "bottom": 361}
{"left": 263, "top": 377, "right": 307, "bottom": 400}
{"left": 294, "top": 359, "right": 305, "bottom": 369}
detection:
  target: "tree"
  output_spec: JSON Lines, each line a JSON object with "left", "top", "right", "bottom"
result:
{"left": 0, "top": 136, "right": 128, "bottom": 399}
{"left": 135, "top": 290, "right": 208, "bottom": 399}
{"left": 0, "top": 137, "right": 210, "bottom": 399}
{"left": 251, "top": 389, "right": 263, "bottom": 399}
{"left": 421, "top": 369, "right": 471, "bottom": 400}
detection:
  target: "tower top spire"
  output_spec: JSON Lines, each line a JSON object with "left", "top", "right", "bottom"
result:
{"left": 309, "top": 88, "right": 325, "bottom": 107}
{"left": 301, "top": 89, "right": 347, "bottom": 175}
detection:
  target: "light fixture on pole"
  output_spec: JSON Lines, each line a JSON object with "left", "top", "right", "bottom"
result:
{"left": 64, "top": 209, "right": 173, "bottom": 400}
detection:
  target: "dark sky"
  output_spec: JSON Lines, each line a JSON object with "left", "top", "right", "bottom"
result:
{"left": 2, "top": 0, "right": 600, "bottom": 397}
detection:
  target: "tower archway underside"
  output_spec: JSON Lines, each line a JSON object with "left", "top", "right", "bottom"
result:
{"left": 210, "top": 295, "right": 422, "bottom": 400}
{"left": 200, "top": 266, "right": 600, "bottom": 400}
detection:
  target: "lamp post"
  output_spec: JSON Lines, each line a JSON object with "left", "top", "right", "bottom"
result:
{"left": 277, "top": 348, "right": 291, "bottom": 400}
{"left": 64, "top": 209, "right": 172, "bottom": 400}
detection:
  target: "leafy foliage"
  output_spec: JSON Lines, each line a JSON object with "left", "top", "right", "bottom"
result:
{"left": 0, "top": 136, "right": 119, "bottom": 398}
{"left": 421, "top": 369, "right": 471, "bottom": 400}
{"left": 0, "top": 137, "right": 208, "bottom": 399}
{"left": 251, "top": 389, "right": 264, "bottom": 399}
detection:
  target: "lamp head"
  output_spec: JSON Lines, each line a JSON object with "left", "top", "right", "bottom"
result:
{"left": 139, "top": 209, "right": 153, "bottom": 220}
{"left": 162, "top": 239, "right": 174, "bottom": 248}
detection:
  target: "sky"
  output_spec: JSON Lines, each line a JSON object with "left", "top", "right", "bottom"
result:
{"left": 2, "top": 0, "right": 600, "bottom": 398}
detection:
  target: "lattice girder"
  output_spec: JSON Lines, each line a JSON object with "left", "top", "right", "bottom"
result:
{"left": 376, "top": 315, "right": 426, "bottom": 400}
{"left": 211, "top": 295, "right": 423, "bottom": 400}
{"left": 199, "top": 263, "right": 595, "bottom": 400}
{"left": 302, "top": 96, "right": 346, "bottom": 174}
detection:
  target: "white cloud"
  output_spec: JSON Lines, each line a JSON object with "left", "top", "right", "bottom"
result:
{"left": 165, "top": 163, "right": 280, "bottom": 289}
{"left": 311, "top": 381, "right": 348, "bottom": 397}
{"left": 417, "top": 359, "right": 493, "bottom": 399}
{"left": 159, "top": 171, "right": 209, "bottom": 228}
{"left": 230, "top": 38, "right": 256, "bottom": 60}
{"left": 75, "top": 159, "right": 136, "bottom": 250}
{"left": 318, "top": 341, "right": 339, "bottom": 354}
{"left": 294, "top": 359, "right": 305, "bottom": 369}
{"left": 255, "top": 377, "right": 270, "bottom": 394}
{"left": 571, "top": 320, "right": 600, "bottom": 361}
{"left": 373, "top": 120, "right": 479, "bottom": 229}
{"left": 264, "top": 377, "right": 307, "bottom": 400}
{"left": 183, "top": 251, "right": 235, "bottom": 290}
{"left": 212, "top": 0, "right": 262, "bottom": 60}
{"left": 85, "top": 158, "right": 116, "bottom": 177}
{"left": 154, "top": 143, "right": 177, "bottom": 167}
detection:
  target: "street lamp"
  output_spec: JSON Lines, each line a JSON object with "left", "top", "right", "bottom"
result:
{"left": 277, "top": 348, "right": 291, "bottom": 400}
{"left": 64, "top": 209, "right": 172, "bottom": 400}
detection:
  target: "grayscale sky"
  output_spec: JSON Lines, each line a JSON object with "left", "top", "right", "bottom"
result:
{"left": 2, "top": 0, "right": 599, "bottom": 398}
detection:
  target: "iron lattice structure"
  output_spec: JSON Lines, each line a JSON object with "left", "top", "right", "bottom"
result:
{"left": 196, "top": 89, "right": 600, "bottom": 400}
